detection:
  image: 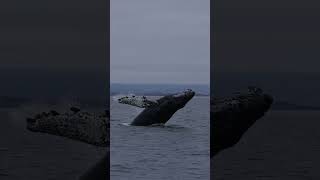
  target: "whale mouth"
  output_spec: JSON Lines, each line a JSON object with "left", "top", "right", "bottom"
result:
{"left": 170, "top": 90, "right": 195, "bottom": 102}
{"left": 173, "top": 89, "right": 195, "bottom": 98}
{"left": 169, "top": 89, "right": 195, "bottom": 108}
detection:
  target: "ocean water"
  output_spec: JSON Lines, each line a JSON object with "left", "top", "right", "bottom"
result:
{"left": 110, "top": 96, "right": 210, "bottom": 180}
{"left": 212, "top": 110, "right": 320, "bottom": 180}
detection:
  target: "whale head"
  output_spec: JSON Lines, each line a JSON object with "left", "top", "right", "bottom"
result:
{"left": 131, "top": 89, "right": 196, "bottom": 126}
{"left": 211, "top": 88, "right": 273, "bottom": 157}
{"left": 157, "top": 89, "right": 195, "bottom": 110}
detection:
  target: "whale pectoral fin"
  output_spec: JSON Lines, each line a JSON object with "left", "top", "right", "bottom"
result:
{"left": 118, "top": 101, "right": 146, "bottom": 108}
{"left": 118, "top": 96, "right": 159, "bottom": 108}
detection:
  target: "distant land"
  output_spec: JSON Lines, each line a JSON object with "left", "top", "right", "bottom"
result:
{"left": 110, "top": 83, "right": 210, "bottom": 96}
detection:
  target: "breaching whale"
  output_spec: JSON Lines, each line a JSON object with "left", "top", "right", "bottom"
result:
{"left": 211, "top": 87, "right": 273, "bottom": 157}
{"left": 26, "top": 109, "right": 108, "bottom": 147}
{"left": 117, "top": 89, "right": 195, "bottom": 126}
{"left": 24, "top": 87, "right": 272, "bottom": 178}
{"left": 26, "top": 108, "right": 109, "bottom": 180}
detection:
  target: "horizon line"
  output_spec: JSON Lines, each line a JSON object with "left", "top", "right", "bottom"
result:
{"left": 110, "top": 82, "right": 210, "bottom": 86}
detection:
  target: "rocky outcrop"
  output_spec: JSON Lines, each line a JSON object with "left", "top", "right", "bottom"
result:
{"left": 211, "top": 87, "right": 273, "bottom": 157}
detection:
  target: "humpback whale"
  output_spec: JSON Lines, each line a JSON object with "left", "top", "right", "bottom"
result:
{"left": 117, "top": 89, "right": 195, "bottom": 126}
{"left": 26, "top": 108, "right": 109, "bottom": 180}
{"left": 24, "top": 89, "right": 195, "bottom": 179}
{"left": 211, "top": 87, "right": 273, "bottom": 157}
{"left": 26, "top": 108, "right": 108, "bottom": 147}
{"left": 24, "top": 87, "right": 272, "bottom": 178}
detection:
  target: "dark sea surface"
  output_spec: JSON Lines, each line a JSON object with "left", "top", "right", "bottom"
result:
{"left": 110, "top": 96, "right": 210, "bottom": 180}
{"left": 0, "top": 108, "right": 106, "bottom": 180}
{"left": 213, "top": 110, "right": 320, "bottom": 180}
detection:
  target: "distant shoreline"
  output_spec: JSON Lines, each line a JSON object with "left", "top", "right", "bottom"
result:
{"left": 110, "top": 93, "right": 209, "bottom": 97}
{"left": 110, "top": 83, "right": 209, "bottom": 97}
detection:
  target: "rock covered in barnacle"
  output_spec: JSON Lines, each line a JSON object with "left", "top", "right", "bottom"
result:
{"left": 211, "top": 87, "right": 273, "bottom": 157}
{"left": 26, "top": 107, "right": 109, "bottom": 147}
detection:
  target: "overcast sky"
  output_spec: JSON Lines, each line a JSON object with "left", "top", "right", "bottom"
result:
{"left": 214, "top": 0, "right": 320, "bottom": 74}
{"left": 0, "top": 0, "right": 107, "bottom": 71}
{"left": 111, "top": 0, "right": 210, "bottom": 84}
